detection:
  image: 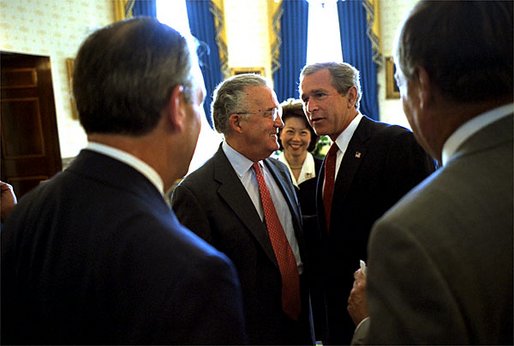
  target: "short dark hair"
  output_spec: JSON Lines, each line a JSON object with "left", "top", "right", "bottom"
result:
{"left": 396, "top": 1, "right": 513, "bottom": 103}
{"left": 73, "top": 17, "right": 198, "bottom": 135}
{"left": 278, "top": 98, "right": 318, "bottom": 152}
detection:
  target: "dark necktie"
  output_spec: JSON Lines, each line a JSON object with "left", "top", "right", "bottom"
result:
{"left": 252, "top": 162, "right": 301, "bottom": 320}
{"left": 323, "top": 144, "right": 339, "bottom": 230}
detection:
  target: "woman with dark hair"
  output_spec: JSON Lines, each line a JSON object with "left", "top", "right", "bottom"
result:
{"left": 277, "top": 98, "right": 321, "bottom": 202}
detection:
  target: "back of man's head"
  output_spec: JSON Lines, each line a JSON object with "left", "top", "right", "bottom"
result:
{"left": 73, "top": 17, "right": 197, "bottom": 136}
{"left": 396, "top": 1, "right": 513, "bottom": 103}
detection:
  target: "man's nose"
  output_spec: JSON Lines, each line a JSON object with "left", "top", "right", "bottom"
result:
{"left": 274, "top": 115, "right": 284, "bottom": 128}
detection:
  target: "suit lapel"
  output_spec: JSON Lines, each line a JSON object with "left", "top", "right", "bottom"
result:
{"left": 213, "top": 149, "right": 277, "bottom": 266}
{"left": 333, "top": 117, "right": 372, "bottom": 203}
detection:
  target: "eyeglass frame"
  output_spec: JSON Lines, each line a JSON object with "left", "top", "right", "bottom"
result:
{"left": 233, "top": 106, "right": 283, "bottom": 121}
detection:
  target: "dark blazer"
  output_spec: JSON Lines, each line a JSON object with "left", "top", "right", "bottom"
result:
{"left": 172, "top": 146, "right": 315, "bottom": 345}
{"left": 1, "top": 149, "right": 246, "bottom": 345}
{"left": 357, "top": 115, "right": 513, "bottom": 344}
{"left": 317, "top": 116, "right": 436, "bottom": 344}
{"left": 296, "top": 157, "right": 326, "bottom": 339}
{"left": 297, "top": 157, "right": 323, "bottom": 218}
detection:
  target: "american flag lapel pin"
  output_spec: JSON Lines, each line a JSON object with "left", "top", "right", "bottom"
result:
{"left": 355, "top": 151, "right": 362, "bottom": 158}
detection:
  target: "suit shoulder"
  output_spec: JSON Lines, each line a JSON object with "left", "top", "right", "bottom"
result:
{"left": 266, "top": 158, "right": 293, "bottom": 183}
{"left": 179, "top": 157, "right": 216, "bottom": 186}
{"left": 267, "top": 157, "right": 289, "bottom": 171}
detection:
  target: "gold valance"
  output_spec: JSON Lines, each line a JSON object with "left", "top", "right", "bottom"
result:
{"left": 113, "top": 0, "right": 134, "bottom": 21}
{"left": 363, "top": 0, "right": 382, "bottom": 66}
{"left": 211, "top": 0, "right": 229, "bottom": 78}
{"left": 268, "top": 0, "right": 283, "bottom": 74}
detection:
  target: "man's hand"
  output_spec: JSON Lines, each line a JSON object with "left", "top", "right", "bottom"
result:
{"left": 347, "top": 266, "right": 368, "bottom": 326}
{"left": 1, "top": 181, "right": 17, "bottom": 222}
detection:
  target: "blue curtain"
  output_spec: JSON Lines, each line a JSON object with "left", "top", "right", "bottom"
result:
{"left": 186, "top": 0, "right": 224, "bottom": 128}
{"left": 337, "top": 0, "right": 379, "bottom": 120}
{"left": 273, "top": 0, "right": 309, "bottom": 103}
{"left": 132, "top": 0, "right": 157, "bottom": 17}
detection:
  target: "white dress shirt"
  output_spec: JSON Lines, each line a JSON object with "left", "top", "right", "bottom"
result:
{"left": 222, "top": 141, "right": 303, "bottom": 272}
{"left": 277, "top": 151, "right": 317, "bottom": 187}
{"left": 322, "top": 113, "right": 363, "bottom": 197}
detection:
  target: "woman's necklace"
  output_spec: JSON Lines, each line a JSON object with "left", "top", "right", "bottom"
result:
{"left": 290, "top": 165, "right": 303, "bottom": 170}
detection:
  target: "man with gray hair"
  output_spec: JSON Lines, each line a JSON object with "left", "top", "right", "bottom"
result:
{"left": 172, "top": 73, "right": 315, "bottom": 345}
{"left": 348, "top": 1, "right": 512, "bottom": 344}
{"left": 299, "top": 61, "right": 435, "bottom": 344}
{"left": 1, "top": 18, "right": 245, "bottom": 344}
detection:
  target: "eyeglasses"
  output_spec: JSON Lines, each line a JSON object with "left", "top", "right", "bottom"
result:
{"left": 234, "top": 107, "right": 283, "bottom": 121}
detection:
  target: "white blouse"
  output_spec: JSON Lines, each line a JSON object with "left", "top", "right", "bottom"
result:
{"left": 278, "top": 151, "right": 317, "bottom": 187}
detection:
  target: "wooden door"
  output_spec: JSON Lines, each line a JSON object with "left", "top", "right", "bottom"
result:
{"left": 1, "top": 52, "right": 62, "bottom": 199}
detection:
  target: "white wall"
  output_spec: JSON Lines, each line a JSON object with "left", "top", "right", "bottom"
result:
{"left": 224, "top": 0, "right": 271, "bottom": 77}
{"left": 0, "top": 0, "right": 114, "bottom": 159}
{"left": 377, "top": 0, "right": 418, "bottom": 128}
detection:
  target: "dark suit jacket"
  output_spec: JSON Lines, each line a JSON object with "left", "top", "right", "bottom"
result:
{"left": 317, "top": 116, "right": 436, "bottom": 344}
{"left": 297, "top": 157, "right": 323, "bottom": 218}
{"left": 172, "top": 146, "right": 315, "bottom": 345}
{"left": 1, "top": 149, "right": 246, "bottom": 345}
{"left": 358, "top": 114, "right": 513, "bottom": 344}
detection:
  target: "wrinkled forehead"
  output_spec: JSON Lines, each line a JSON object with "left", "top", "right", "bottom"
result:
{"left": 299, "top": 70, "right": 335, "bottom": 95}
{"left": 244, "top": 85, "right": 279, "bottom": 108}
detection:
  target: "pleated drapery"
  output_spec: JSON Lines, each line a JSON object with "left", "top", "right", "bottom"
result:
{"left": 272, "top": 0, "right": 309, "bottom": 103}
{"left": 337, "top": 0, "right": 380, "bottom": 120}
{"left": 186, "top": 0, "right": 227, "bottom": 127}
{"left": 131, "top": 0, "right": 157, "bottom": 17}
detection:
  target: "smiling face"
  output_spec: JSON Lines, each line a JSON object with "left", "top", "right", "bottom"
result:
{"left": 236, "top": 85, "right": 284, "bottom": 161}
{"left": 280, "top": 116, "right": 312, "bottom": 160}
{"left": 300, "top": 69, "right": 358, "bottom": 141}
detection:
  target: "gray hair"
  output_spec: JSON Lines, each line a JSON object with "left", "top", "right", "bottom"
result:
{"left": 300, "top": 62, "right": 362, "bottom": 109}
{"left": 211, "top": 73, "right": 269, "bottom": 134}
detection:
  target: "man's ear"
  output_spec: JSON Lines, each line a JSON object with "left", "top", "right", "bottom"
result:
{"left": 416, "top": 67, "right": 432, "bottom": 110}
{"left": 165, "top": 85, "right": 186, "bottom": 132}
{"left": 346, "top": 86, "right": 358, "bottom": 108}
{"left": 228, "top": 114, "right": 244, "bottom": 133}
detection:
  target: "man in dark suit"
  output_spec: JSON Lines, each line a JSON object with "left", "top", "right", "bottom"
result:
{"left": 1, "top": 18, "right": 246, "bottom": 345}
{"left": 348, "top": 1, "right": 513, "bottom": 344}
{"left": 172, "top": 74, "right": 315, "bottom": 345}
{"left": 299, "top": 61, "right": 435, "bottom": 344}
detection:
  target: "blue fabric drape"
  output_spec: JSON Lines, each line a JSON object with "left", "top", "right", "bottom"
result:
{"left": 273, "top": 0, "right": 309, "bottom": 103}
{"left": 186, "top": 0, "right": 224, "bottom": 128}
{"left": 132, "top": 0, "right": 157, "bottom": 17}
{"left": 337, "top": 0, "right": 379, "bottom": 120}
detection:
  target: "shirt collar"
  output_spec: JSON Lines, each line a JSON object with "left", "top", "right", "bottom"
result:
{"left": 333, "top": 112, "right": 363, "bottom": 153}
{"left": 86, "top": 142, "right": 165, "bottom": 195}
{"left": 442, "top": 103, "right": 514, "bottom": 166}
{"left": 222, "top": 141, "right": 256, "bottom": 177}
